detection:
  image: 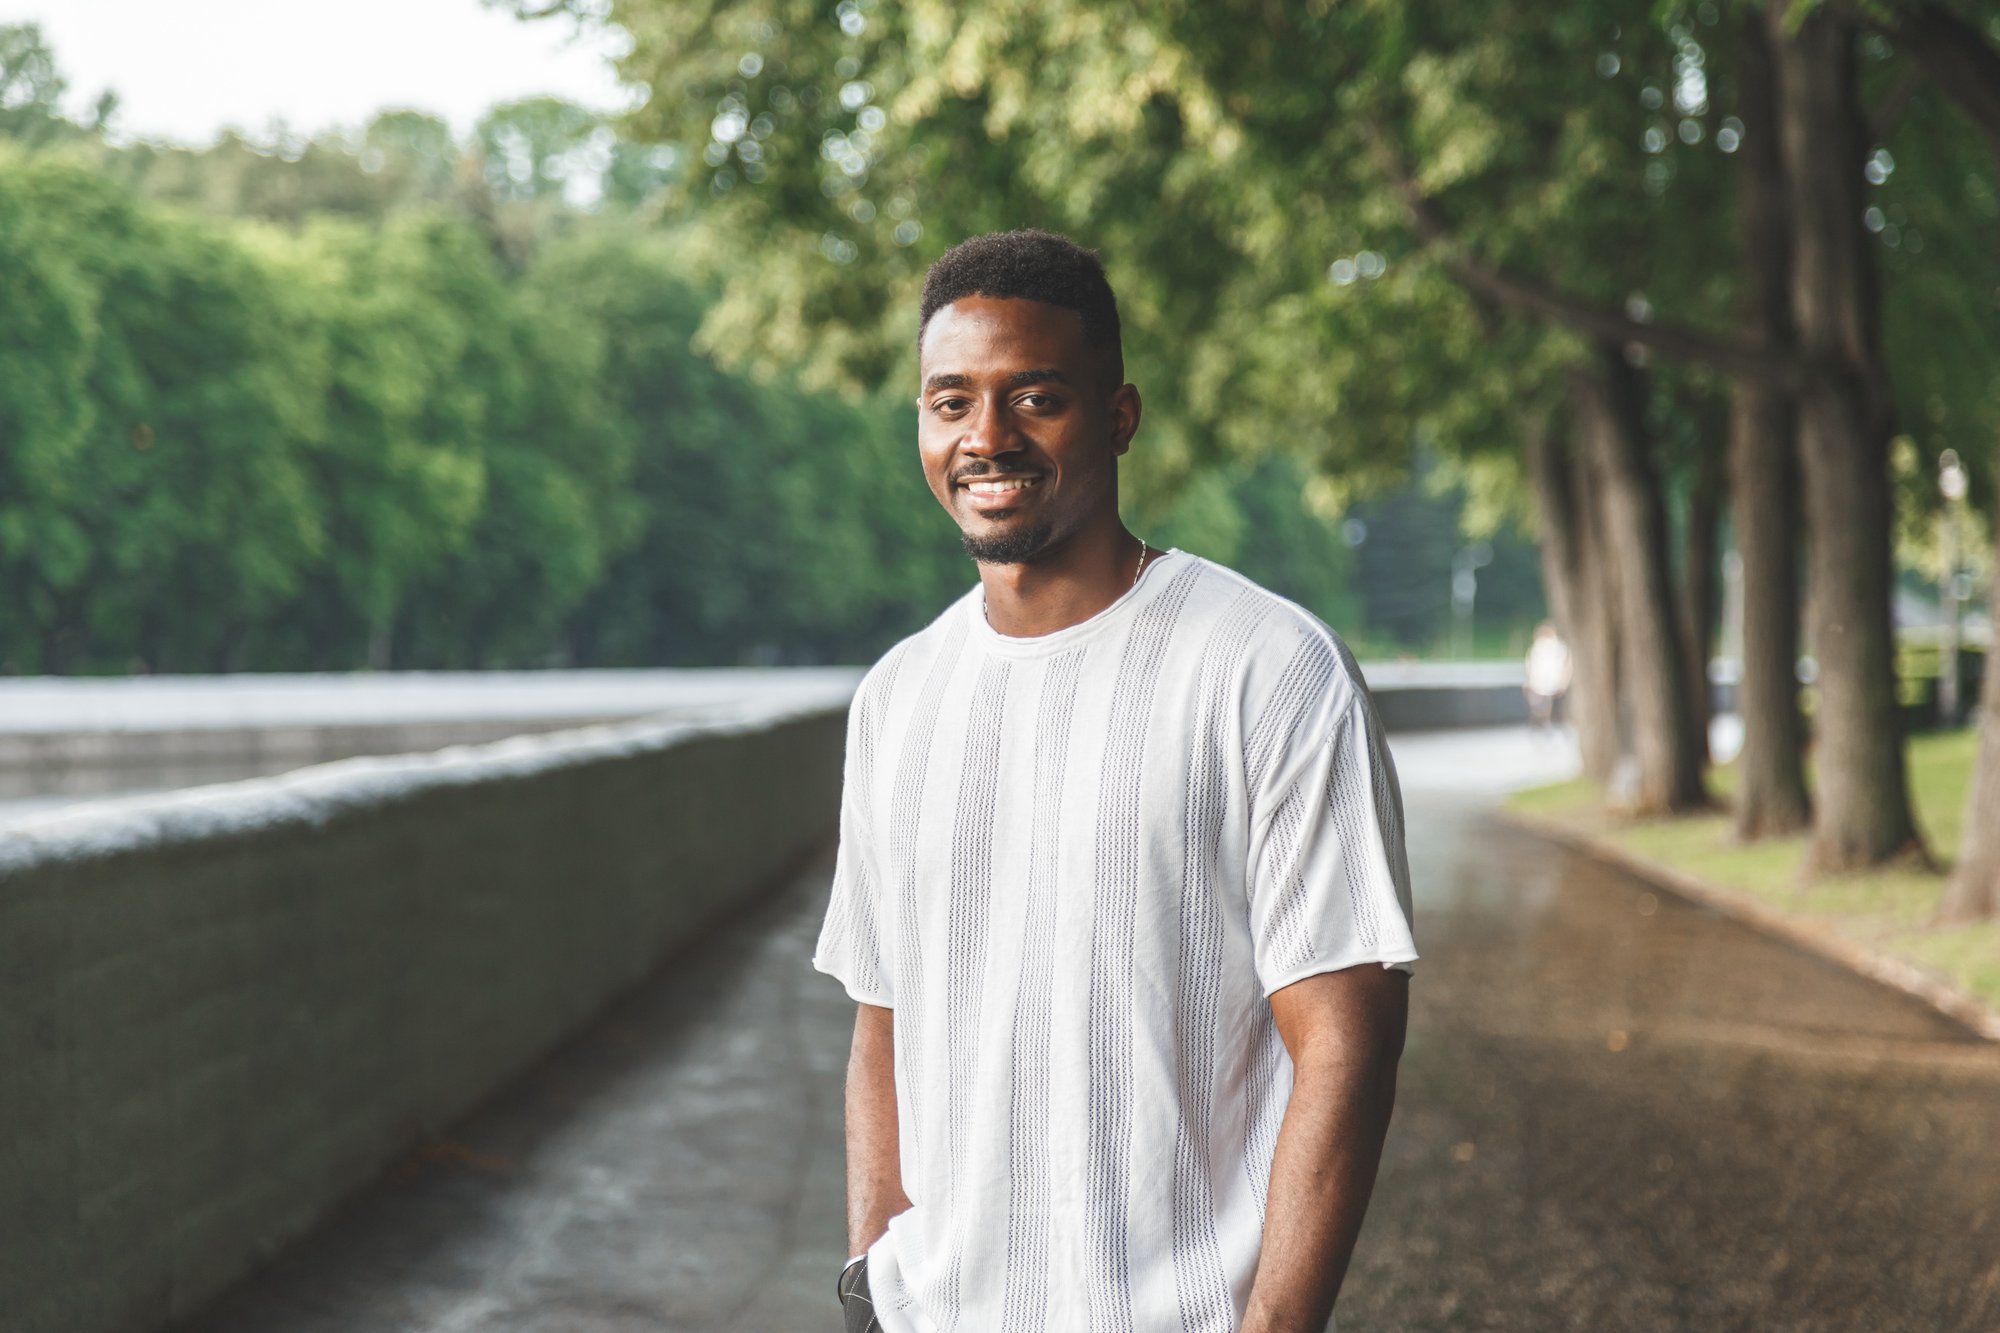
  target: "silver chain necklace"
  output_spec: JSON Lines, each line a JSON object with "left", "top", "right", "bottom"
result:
{"left": 981, "top": 537, "right": 1155, "bottom": 630}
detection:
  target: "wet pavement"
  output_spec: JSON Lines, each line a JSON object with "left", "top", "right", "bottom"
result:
{"left": 180, "top": 728, "right": 2000, "bottom": 1333}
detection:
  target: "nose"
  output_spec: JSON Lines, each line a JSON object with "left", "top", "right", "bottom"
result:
{"left": 958, "top": 396, "right": 1022, "bottom": 462}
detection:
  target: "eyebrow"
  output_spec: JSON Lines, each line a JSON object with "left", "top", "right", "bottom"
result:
{"left": 921, "top": 368, "right": 1073, "bottom": 394}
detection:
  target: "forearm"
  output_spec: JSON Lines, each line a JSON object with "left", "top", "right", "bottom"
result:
{"left": 1241, "top": 965, "right": 1407, "bottom": 1333}
{"left": 1240, "top": 1054, "right": 1398, "bottom": 1332}
{"left": 844, "top": 1002, "right": 912, "bottom": 1255}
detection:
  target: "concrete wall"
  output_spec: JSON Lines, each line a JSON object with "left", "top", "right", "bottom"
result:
{"left": 1369, "top": 683, "right": 1530, "bottom": 732}
{"left": 0, "top": 695, "right": 849, "bottom": 1333}
{"left": 0, "top": 718, "right": 635, "bottom": 801}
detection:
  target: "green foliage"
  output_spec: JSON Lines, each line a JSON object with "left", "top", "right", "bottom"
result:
{"left": 0, "top": 149, "right": 325, "bottom": 670}
{"left": 0, "top": 135, "right": 976, "bottom": 671}
{"left": 477, "top": 96, "right": 609, "bottom": 203}
{"left": 526, "top": 219, "right": 968, "bottom": 665}
{"left": 37, "top": 7, "right": 2000, "bottom": 675}
{"left": 0, "top": 23, "right": 109, "bottom": 147}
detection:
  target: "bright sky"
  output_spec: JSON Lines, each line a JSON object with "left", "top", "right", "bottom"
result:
{"left": 0, "top": 0, "right": 644, "bottom": 145}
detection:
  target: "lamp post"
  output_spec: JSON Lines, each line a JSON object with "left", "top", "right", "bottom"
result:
{"left": 1940, "top": 449, "right": 1968, "bottom": 726}
{"left": 1451, "top": 541, "right": 1493, "bottom": 660}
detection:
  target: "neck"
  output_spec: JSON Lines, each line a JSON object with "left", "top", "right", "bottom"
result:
{"left": 977, "top": 518, "right": 1156, "bottom": 638}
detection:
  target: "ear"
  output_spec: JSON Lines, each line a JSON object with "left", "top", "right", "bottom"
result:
{"left": 1109, "top": 382, "right": 1143, "bottom": 457}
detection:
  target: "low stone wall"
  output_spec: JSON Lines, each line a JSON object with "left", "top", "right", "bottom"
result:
{"left": 1369, "top": 682, "right": 1530, "bottom": 732}
{"left": 0, "top": 694, "right": 849, "bottom": 1333}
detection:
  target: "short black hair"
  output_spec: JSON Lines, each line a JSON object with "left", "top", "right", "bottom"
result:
{"left": 919, "top": 229, "right": 1124, "bottom": 384}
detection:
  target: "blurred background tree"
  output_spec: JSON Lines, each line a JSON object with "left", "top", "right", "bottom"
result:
{"left": 6, "top": 0, "right": 1996, "bottom": 903}
{"left": 3, "top": 19, "right": 1508, "bottom": 682}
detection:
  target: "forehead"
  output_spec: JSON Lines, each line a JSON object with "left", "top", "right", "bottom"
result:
{"left": 918, "top": 296, "right": 1092, "bottom": 379}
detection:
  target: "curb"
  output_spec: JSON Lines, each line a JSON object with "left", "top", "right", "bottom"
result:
{"left": 1496, "top": 808, "right": 2000, "bottom": 1043}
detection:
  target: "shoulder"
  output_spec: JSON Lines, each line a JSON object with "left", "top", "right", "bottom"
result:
{"left": 1170, "top": 555, "right": 1370, "bottom": 714}
{"left": 852, "top": 584, "right": 980, "bottom": 721}
{"left": 1166, "top": 558, "right": 1376, "bottom": 799}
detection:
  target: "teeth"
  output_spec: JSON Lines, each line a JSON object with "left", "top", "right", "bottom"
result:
{"left": 966, "top": 477, "right": 1037, "bottom": 494}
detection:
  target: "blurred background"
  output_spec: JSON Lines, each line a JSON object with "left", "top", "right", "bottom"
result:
{"left": 2, "top": 1, "right": 1998, "bottom": 1330}
{"left": 0, "top": 1, "right": 1557, "bottom": 683}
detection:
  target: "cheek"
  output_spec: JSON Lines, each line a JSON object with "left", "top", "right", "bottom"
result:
{"left": 917, "top": 442, "right": 955, "bottom": 498}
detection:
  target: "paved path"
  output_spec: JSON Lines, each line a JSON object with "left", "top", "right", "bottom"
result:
{"left": 183, "top": 729, "right": 2000, "bottom": 1332}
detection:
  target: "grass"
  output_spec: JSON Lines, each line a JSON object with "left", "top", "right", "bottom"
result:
{"left": 1505, "top": 729, "right": 2000, "bottom": 1020}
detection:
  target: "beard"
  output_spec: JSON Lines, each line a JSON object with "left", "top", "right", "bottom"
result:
{"left": 961, "top": 518, "right": 1057, "bottom": 565}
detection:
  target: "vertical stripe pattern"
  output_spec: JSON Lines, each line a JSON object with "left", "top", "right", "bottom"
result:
{"left": 1084, "top": 561, "right": 1203, "bottom": 1332}
{"left": 1244, "top": 632, "right": 1337, "bottom": 801}
{"left": 1241, "top": 1008, "right": 1285, "bottom": 1222}
{"left": 1324, "top": 710, "right": 1381, "bottom": 954}
{"left": 837, "top": 645, "right": 907, "bottom": 1001}
{"left": 887, "top": 613, "right": 969, "bottom": 1233}
{"left": 1262, "top": 770, "right": 1318, "bottom": 976}
{"left": 1000, "top": 647, "right": 1086, "bottom": 1333}
{"left": 810, "top": 556, "right": 1419, "bottom": 1333}
{"left": 1170, "top": 591, "right": 1269, "bottom": 1329}
{"left": 937, "top": 657, "right": 1011, "bottom": 1331}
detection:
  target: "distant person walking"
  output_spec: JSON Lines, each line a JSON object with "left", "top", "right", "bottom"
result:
{"left": 816, "top": 230, "right": 1416, "bottom": 1333}
{"left": 1524, "top": 620, "right": 1573, "bottom": 731}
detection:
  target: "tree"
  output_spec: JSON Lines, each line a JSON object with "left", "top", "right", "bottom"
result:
{"left": 475, "top": 95, "right": 609, "bottom": 203}
{"left": 0, "top": 23, "right": 110, "bottom": 147}
{"left": 526, "top": 0, "right": 1726, "bottom": 808}
{"left": 388, "top": 219, "right": 642, "bottom": 667}
{"left": 0, "top": 146, "right": 95, "bottom": 671}
{"left": 0, "top": 151, "right": 326, "bottom": 672}
{"left": 1764, "top": 1, "right": 1924, "bottom": 870}
{"left": 1724, "top": 9, "right": 1812, "bottom": 838}
{"left": 528, "top": 220, "right": 970, "bottom": 666}
{"left": 1873, "top": 0, "right": 2000, "bottom": 914}
{"left": 235, "top": 216, "right": 493, "bottom": 669}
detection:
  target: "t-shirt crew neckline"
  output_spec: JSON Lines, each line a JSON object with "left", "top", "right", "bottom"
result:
{"left": 969, "top": 547, "right": 1187, "bottom": 658}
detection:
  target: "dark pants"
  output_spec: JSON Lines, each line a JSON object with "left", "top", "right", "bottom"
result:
{"left": 840, "top": 1258, "right": 882, "bottom": 1333}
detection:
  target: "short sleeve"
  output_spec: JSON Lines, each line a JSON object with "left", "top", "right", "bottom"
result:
{"left": 812, "top": 678, "right": 895, "bottom": 1007}
{"left": 1245, "top": 665, "right": 1418, "bottom": 996}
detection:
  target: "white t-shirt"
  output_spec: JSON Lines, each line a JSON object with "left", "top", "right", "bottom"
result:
{"left": 814, "top": 550, "right": 1418, "bottom": 1333}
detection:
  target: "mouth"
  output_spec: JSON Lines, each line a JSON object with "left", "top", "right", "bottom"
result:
{"left": 957, "top": 473, "right": 1045, "bottom": 512}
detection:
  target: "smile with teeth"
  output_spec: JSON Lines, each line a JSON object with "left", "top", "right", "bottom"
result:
{"left": 963, "top": 476, "right": 1041, "bottom": 495}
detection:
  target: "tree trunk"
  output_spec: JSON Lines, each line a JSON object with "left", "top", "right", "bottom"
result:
{"left": 1528, "top": 412, "right": 1620, "bottom": 783}
{"left": 1883, "top": 4, "right": 2000, "bottom": 916}
{"left": 1770, "top": 2, "right": 1924, "bottom": 870}
{"left": 1730, "top": 10, "right": 1813, "bottom": 840}
{"left": 1679, "top": 415, "right": 1725, "bottom": 767}
{"left": 1574, "top": 346, "right": 1707, "bottom": 813}
{"left": 1940, "top": 521, "right": 2000, "bottom": 919}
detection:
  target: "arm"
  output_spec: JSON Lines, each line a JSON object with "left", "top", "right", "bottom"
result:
{"left": 1240, "top": 964, "right": 1409, "bottom": 1333}
{"left": 844, "top": 1001, "right": 913, "bottom": 1256}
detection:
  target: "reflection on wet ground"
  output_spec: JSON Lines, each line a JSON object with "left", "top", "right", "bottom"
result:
{"left": 180, "top": 729, "right": 1999, "bottom": 1332}
{"left": 1345, "top": 814, "right": 2000, "bottom": 1332}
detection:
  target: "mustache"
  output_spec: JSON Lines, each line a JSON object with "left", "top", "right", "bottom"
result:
{"left": 951, "top": 462, "right": 1044, "bottom": 485}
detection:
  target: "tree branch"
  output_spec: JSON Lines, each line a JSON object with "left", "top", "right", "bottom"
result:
{"left": 1864, "top": 1, "right": 2000, "bottom": 163}
{"left": 1364, "top": 127, "right": 1798, "bottom": 389}
{"left": 1867, "top": 65, "right": 1925, "bottom": 143}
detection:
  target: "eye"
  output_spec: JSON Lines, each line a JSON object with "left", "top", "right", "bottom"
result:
{"left": 930, "top": 395, "right": 970, "bottom": 415}
{"left": 1016, "top": 391, "right": 1061, "bottom": 409}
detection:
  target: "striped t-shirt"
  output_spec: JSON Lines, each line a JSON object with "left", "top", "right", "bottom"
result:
{"left": 813, "top": 549, "right": 1418, "bottom": 1333}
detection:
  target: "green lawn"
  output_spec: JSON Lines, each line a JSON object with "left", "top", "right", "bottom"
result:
{"left": 1506, "top": 730, "right": 2000, "bottom": 1019}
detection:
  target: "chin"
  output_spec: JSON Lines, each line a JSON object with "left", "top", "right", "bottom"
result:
{"left": 961, "top": 518, "right": 1058, "bottom": 565}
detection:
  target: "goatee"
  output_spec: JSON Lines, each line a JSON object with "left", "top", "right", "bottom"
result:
{"left": 962, "top": 520, "right": 1057, "bottom": 565}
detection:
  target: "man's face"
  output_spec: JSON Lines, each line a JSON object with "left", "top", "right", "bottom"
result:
{"left": 917, "top": 295, "right": 1139, "bottom": 565}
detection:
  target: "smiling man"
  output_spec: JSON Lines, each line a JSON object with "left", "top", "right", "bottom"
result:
{"left": 814, "top": 230, "right": 1417, "bottom": 1333}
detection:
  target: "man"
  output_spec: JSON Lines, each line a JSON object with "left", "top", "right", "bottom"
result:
{"left": 1523, "top": 620, "right": 1573, "bottom": 731}
{"left": 815, "top": 230, "right": 1416, "bottom": 1333}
